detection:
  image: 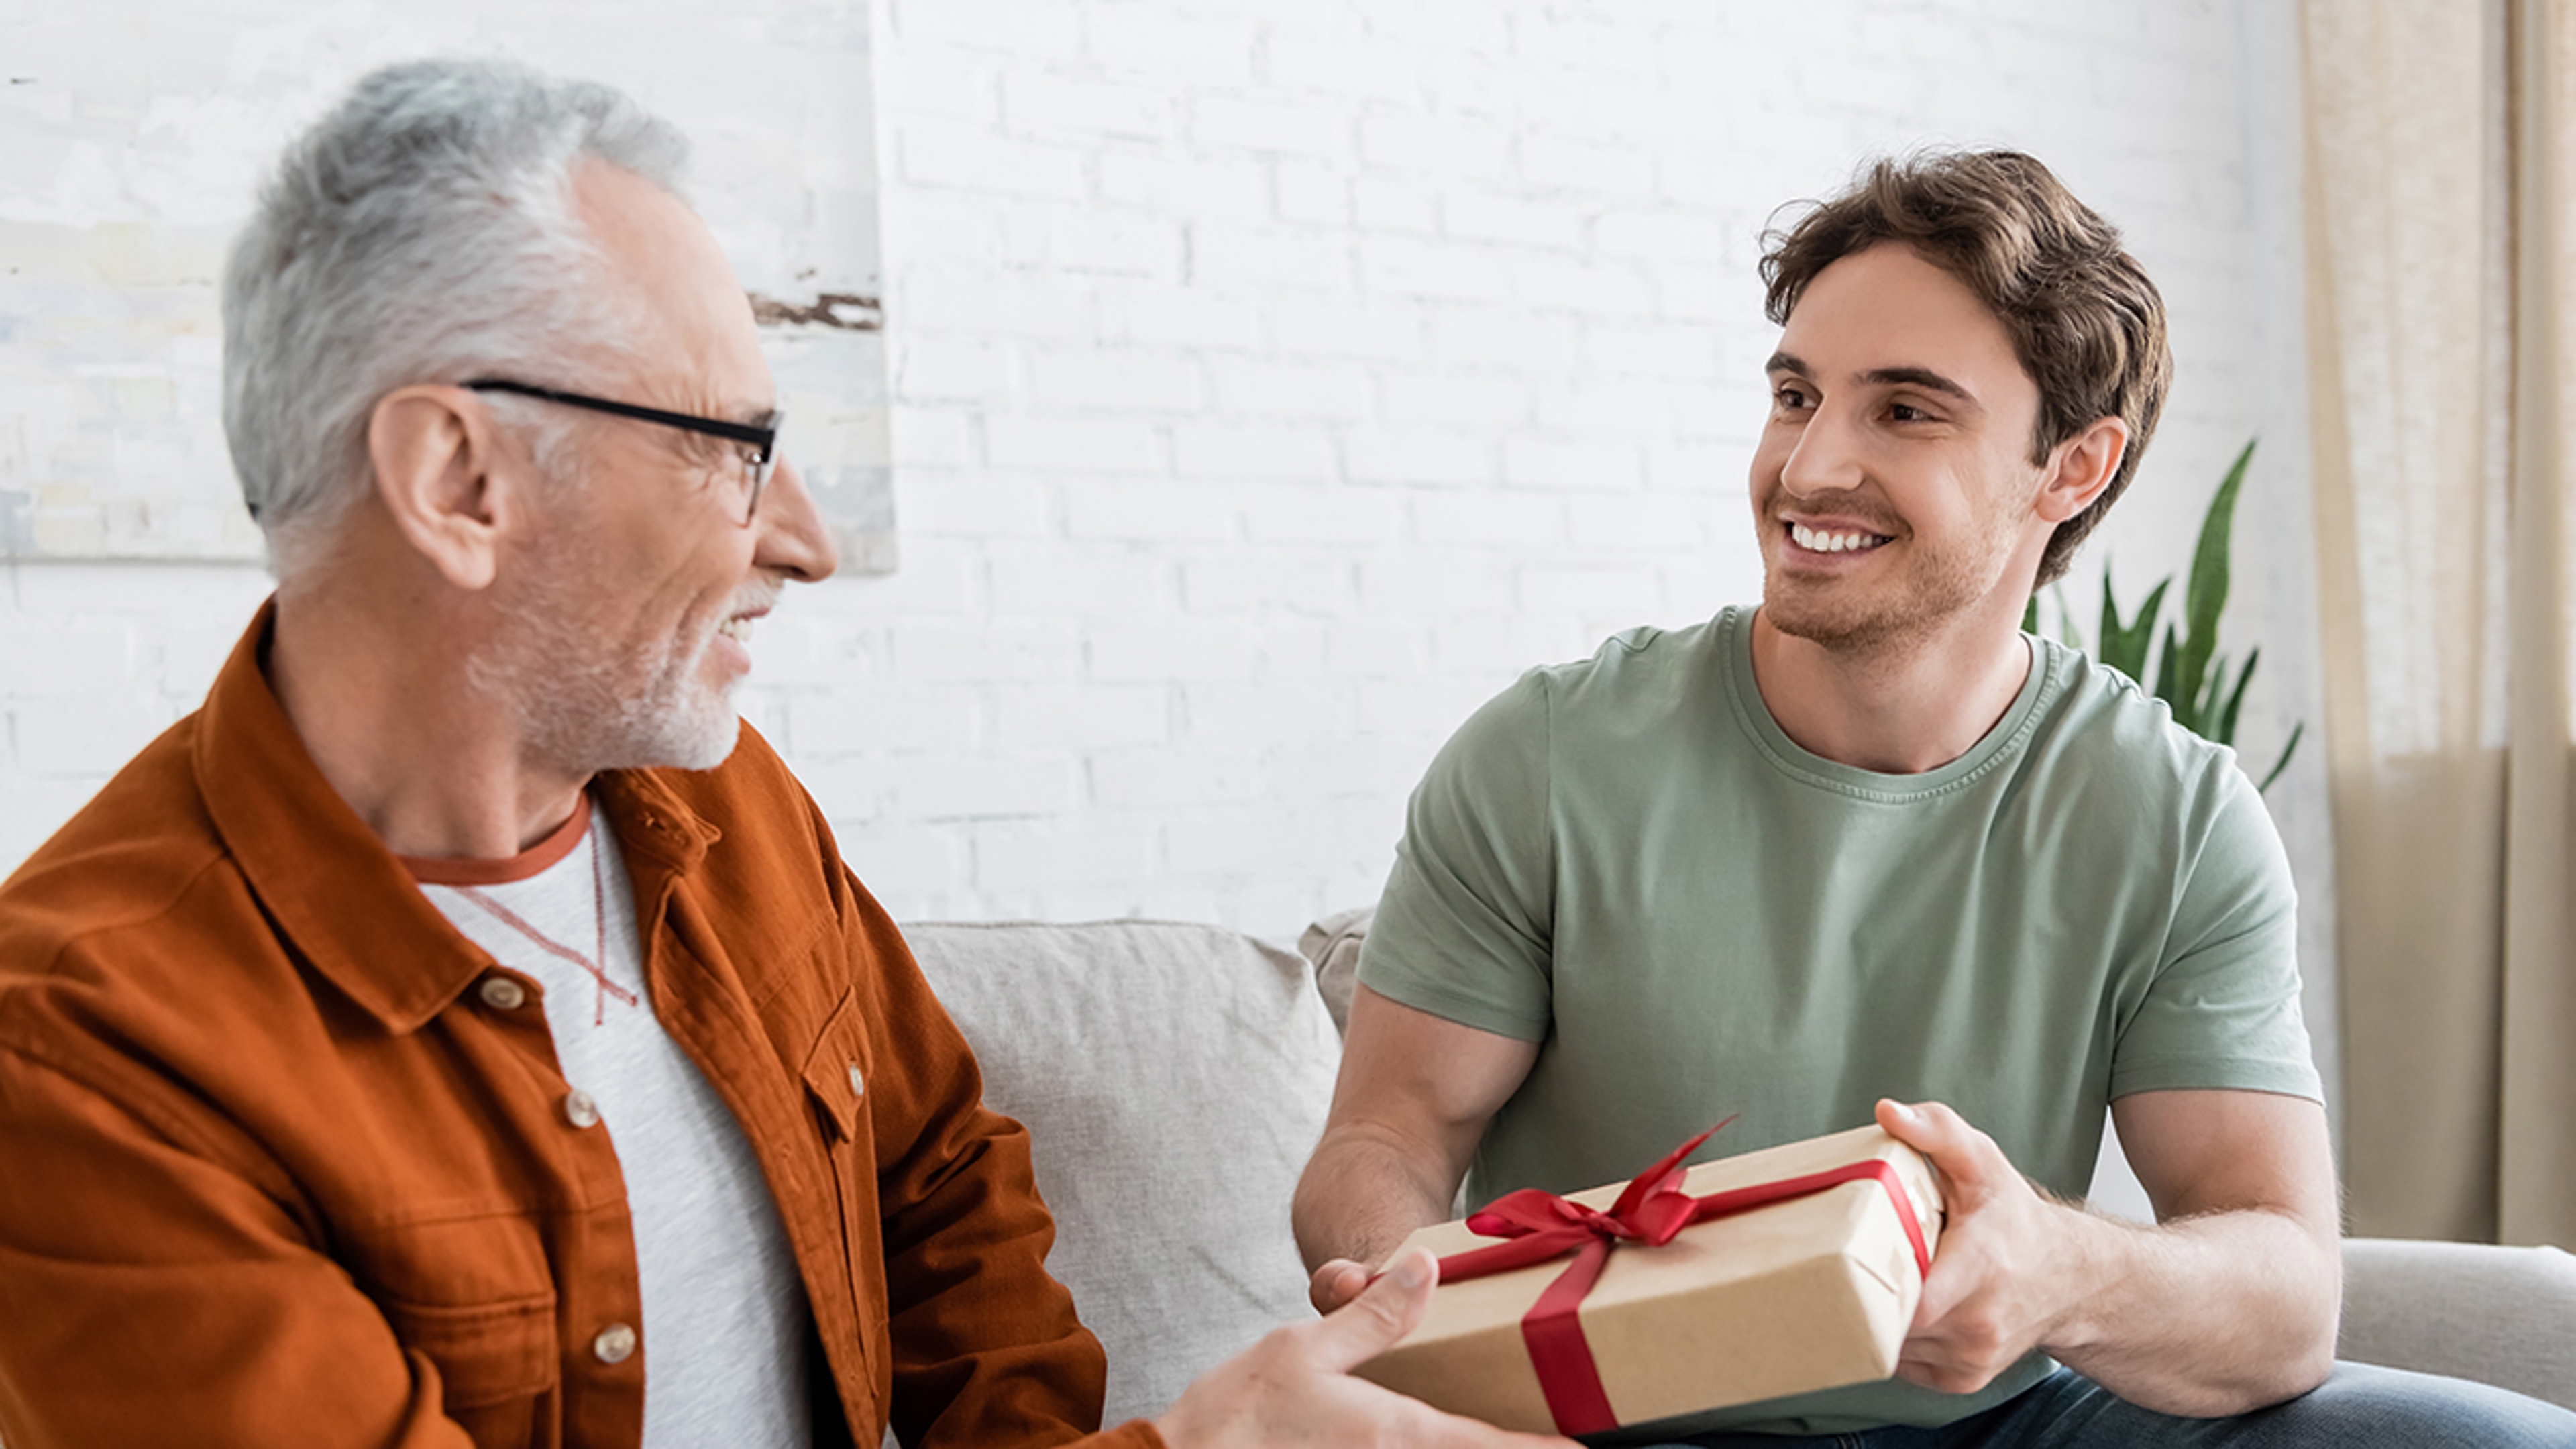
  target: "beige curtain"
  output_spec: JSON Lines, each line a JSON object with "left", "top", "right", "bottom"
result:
{"left": 2304, "top": 0, "right": 2576, "bottom": 1247}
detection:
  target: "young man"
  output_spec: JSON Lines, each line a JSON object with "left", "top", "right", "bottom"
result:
{"left": 1292, "top": 152, "right": 2576, "bottom": 1444}
{"left": 0, "top": 60, "right": 1565, "bottom": 1449}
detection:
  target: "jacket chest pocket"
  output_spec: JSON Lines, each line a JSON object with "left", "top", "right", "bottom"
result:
{"left": 380, "top": 1286, "right": 560, "bottom": 1445}
{"left": 799, "top": 991, "right": 885, "bottom": 1416}
{"left": 800, "top": 994, "right": 873, "bottom": 1152}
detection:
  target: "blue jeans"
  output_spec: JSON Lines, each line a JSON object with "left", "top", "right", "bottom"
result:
{"left": 1636, "top": 1364, "right": 2576, "bottom": 1448}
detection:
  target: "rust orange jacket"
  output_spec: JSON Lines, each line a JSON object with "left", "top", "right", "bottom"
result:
{"left": 0, "top": 607, "right": 1163, "bottom": 1449}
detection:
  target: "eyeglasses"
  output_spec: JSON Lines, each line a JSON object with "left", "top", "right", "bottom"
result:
{"left": 465, "top": 378, "right": 781, "bottom": 525}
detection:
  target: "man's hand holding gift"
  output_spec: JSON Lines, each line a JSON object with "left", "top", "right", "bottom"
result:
{"left": 1878, "top": 1091, "right": 2343, "bottom": 1418}
{"left": 1876, "top": 1098, "right": 2090, "bottom": 1395}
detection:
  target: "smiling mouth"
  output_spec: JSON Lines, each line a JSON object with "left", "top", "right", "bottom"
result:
{"left": 1788, "top": 521, "right": 1894, "bottom": 555}
{"left": 717, "top": 615, "right": 757, "bottom": 644}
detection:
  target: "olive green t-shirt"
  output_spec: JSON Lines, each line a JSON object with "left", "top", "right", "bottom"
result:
{"left": 1357, "top": 606, "right": 2321, "bottom": 1438}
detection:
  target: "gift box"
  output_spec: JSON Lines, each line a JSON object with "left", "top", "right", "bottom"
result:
{"left": 1354, "top": 1124, "right": 1944, "bottom": 1437}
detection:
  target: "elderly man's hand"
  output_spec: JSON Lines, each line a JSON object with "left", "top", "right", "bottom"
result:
{"left": 1154, "top": 1247, "right": 1576, "bottom": 1449}
{"left": 1307, "top": 1256, "right": 1373, "bottom": 1316}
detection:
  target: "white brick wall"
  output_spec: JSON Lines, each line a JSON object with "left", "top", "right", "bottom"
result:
{"left": 0, "top": 564, "right": 276, "bottom": 865}
{"left": 833, "top": 0, "right": 2339, "bottom": 1139}
{"left": 1, "top": 2, "right": 2334, "bottom": 1121}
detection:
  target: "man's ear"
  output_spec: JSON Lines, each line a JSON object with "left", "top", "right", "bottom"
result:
{"left": 367, "top": 386, "right": 516, "bottom": 591}
{"left": 2035, "top": 416, "right": 2131, "bottom": 524}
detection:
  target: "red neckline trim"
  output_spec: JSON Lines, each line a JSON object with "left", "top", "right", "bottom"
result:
{"left": 399, "top": 795, "right": 593, "bottom": 885}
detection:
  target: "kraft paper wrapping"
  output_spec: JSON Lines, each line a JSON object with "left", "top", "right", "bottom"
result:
{"left": 1356, "top": 1126, "right": 1945, "bottom": 1434}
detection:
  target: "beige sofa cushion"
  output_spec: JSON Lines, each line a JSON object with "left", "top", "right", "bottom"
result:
{"left": 902, "top": 920, "right": 1341, "bottom": 1429}
{"left": 1297, "top": 906, "right": 1371, "bottom": 1035}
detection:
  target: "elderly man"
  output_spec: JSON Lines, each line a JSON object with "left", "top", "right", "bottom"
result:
{"left": 0, "top": 60, "right": 1562, "bottom": 1449}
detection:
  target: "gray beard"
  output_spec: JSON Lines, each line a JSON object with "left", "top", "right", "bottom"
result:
{"left": 468, "top": 573, "right": 741, "bottom": 778}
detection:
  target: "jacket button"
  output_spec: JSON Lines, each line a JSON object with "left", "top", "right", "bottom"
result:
{"left": 562, "top": 1089, "right": 601, "bottom": 1129}
{"left": 847, "top": 1063, "right": 865, "bottom": 1099}
{"left": 478, "top": 976, "right": 527, "bottom": 1010}
{"left": 593, "top": 1322, "right": 637, "bottom": 1364}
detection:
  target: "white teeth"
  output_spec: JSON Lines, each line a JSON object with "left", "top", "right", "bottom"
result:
{"left": 718, "top": 616, "right": 753, "bottom": 643}
{"left": 1790, "top": 522, "right": 1890, "bottom": 554}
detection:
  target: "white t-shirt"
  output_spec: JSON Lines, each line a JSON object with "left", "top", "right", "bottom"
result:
{"left": 410, "top": 796, "right": 812, "bottom": 1447}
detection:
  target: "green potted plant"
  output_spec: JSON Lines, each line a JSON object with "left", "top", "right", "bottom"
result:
{"left": 2025, "top": 439, "right": 2303, "bottom": 792}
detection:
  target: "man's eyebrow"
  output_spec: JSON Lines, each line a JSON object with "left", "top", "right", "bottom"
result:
{"left": 1860, "top": 366, "right": 1978, "bottom": 406}
{"left": 1764, "top": 351, "right": 1806, "bottom": 376}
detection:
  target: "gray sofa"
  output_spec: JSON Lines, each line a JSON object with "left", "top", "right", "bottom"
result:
{"left": 904, "top": 917, "right": 2576, "bottom": 1428}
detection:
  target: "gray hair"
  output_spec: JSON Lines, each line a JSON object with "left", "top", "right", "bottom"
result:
{"left": 222, "top": 58, "right": 689, "bottom": 576}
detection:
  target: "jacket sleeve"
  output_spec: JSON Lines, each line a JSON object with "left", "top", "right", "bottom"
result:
{"left": 837, "top": 871, "right": 1118, "bottom": 1449}
{"left": 0, "top": 1038, "right": 476, "bottom": 1449}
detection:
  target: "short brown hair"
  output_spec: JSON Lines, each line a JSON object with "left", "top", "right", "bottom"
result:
{"left": 1758, "top": 150, "right": 2172, "bottom": 588}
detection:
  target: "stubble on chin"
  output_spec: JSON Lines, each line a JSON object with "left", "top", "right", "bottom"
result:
{"left": 1762, "top": 594, "right": 1920, "bottom": 660}
{"left": 1757, "top": 544, "right": 1979, "bottom": 661}
{"left": 469, "top": 588, "right": 743, "bottom": 778}
{"left": 1757, "top": 546, "right": 1904, "bottom": 655}
{"left": 575, "top": 624, "right": 743, "bottom": 775}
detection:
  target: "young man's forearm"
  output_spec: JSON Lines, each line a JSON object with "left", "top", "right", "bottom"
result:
{"left": 1885, "top": 1096, "right": 2338, "bottom": 1417}
{"left": 2036, "top": 1201, "right": 2339, "bottom": 1415}
{"left": 1291, "top": 1121, "right": 1463, "bottom": 1274}
{"left": 1295, "top": 988, "right": 1538, "bottom": 1281}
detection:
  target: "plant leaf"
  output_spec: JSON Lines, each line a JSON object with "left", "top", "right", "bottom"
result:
{"left": 2257, "top": 720, "right": 2304, "bottom": 793}
{"left": 2197, "top": 651, "right": 2231, "bottom": 737}
{"left": 2099, "top": 566, "right": 2121, "bottom": 663}
{"left": 2217, "top": 647, "right": 2261, "bottom": 745}
{"left": 2154, "top": 621, "right": 2187, "bottom": 729}
{"left": 2100, "top": 572, "right": 2168, "bottom": 684}
{"left": 2022, "top": 593, "right": 2039, "bottom": 635}
{"left": 2053, "top": 582, "right": 2080, "bottom": 650}
{"left": 2177, "top": 439, "right": 2257, "bottom": 720}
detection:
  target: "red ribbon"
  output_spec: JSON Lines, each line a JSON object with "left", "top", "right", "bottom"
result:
{"left": 1432, "top": 1123, "right": 1934, "bottom": 1437}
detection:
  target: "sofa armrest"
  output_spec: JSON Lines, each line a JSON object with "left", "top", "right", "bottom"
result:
{"left": 2339, "top": 1237, "right": 2576, "bottom": 1409}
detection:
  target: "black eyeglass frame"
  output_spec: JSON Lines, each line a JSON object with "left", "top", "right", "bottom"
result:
{"left": 464, "top": 378, "right": 781, "bottom": 524}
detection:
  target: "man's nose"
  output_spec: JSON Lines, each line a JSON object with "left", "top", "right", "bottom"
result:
{"left": 754, "top": 453, "right": 840, "bottom": 584}
{"left": 1777, "top": 402, "right": 1866, "bottom": 500}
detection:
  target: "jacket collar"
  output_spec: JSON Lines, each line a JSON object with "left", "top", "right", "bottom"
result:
{"left": 195, "top": 600, "right": 716, "bottom": 1034}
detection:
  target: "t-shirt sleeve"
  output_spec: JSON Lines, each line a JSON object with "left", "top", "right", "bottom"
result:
{"left": 2110, "top": 761, "right": 2324, "bottom": 1102}
{"left": 1356, "top": 669, "right": 1556, "bottom": 1041}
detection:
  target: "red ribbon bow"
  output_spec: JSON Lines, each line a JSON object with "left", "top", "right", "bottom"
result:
{"left": 1432, "top": 1121, "right": 1934, "bottom": 1437}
